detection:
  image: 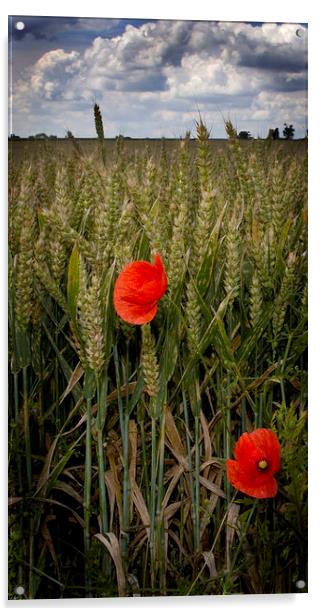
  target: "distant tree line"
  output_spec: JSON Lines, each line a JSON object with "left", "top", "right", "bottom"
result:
{"left": 9, "top": 131, "right": 135, "bottom": 141}
{"left": 9, "top": 122, "right": 304, "bottom": 141}
{"left": 236, "top": 123, "right": 301, "bottom": 141}
{"left": 267, "top": 124, "right": 296, "bottom": 140}
{"left": 9, "top": 132, "right": 58, "bottom": 140}
{"left": 232, "top": 122, "right": 298, "bottom": 140}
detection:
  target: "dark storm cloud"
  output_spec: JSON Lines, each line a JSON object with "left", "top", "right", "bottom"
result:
{"left": 159, "top": 22, "right": 194, "bottom": 66}
{"left": 265, "top": 75, "right": 308, "bottom": 93}
{"left": 213, "top": 24, "right": 308, "bottom": 74}
{"left": 116, "top": 72, "right": 167, "bottom": 92}
{"left": 150, "top": 91, "right": 254, "bottom": 111}
{"left": 9, "top": 16, "right": 78, "bottom": 41}
{"left": 9, "top": 16, "right": 156, "bottom": 44}
{"left": 239, "top": 50, "right": 307, "bottom": 72}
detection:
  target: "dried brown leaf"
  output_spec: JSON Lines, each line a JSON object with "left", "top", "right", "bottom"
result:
{"left": 199, "top": 475, "right": 226, "bottom": 498}
{"left": 226, "top": 502, "right": 240, "bottom": 571}
{"left": 200, "top": 410, "right": 212, "bottom": 478}
{"left": 32, "top": 496, "right": 85, "bottom": 528}
{"left": 107, "top": 451, "right": 123, "bottom": 525}
{"left": 202, "top": 551, "right": 217, "bottom": 578}
{"left": 200, "top": 458, "right": 223, "bottom": 473}
{"left": 53, "top": 479, "right": 83, "bottom": 504}
{"left": 36, "top": 434, "right": 59, "bottom": 495}
{"left": 41, "top": 517, "right": 59, "bottom": 573}
{"left": 105, "top": 470, "right": 116, "bottom": 528}
{"left": 95, "top": 532, "right": 126, "bottom": 597}
{"left": 200, "top": 470, "right": 225, "bottom": 539}
{"left": 163, "top": 501, "right": 181, "bottom": 521}
{"left": 59, "top": 362, "right": 84, "bottom": 404}
{"left": 8, "top": 496, "right": 23, "bottom": 506}
{"left": 130, "top": 479, "right": 150, "bottom": 536}
{"left": 129, "top": 419, "right": 137, "bottom": 485}
{"left": 161, "top": 464, "right": 184, "bottom": 513}
{"left": 165, "top": 407, "right": 188, "bottom": 470}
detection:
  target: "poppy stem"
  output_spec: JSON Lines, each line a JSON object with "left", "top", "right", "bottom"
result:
{"left": 187, "top": 492, "right": 238, "bottom": 596}
{"left": 13, "top": 371, "right": 23, "bottom": 493}
{"left": 150, "top": 412, "right": 157, "bottom": 590}
{"left": 156, "top": 395, "right": 166, "bottom": 593}
{"left": 22, "top": 366, "right": 32, "bottom": 492}
{"left": 114, "top": 341, "right": 129, "bottom": 576}
{"left": 138, "top": 406, "right": 149, "bottom": 506}
{"left": 190, "top": 374, "right": 201, "bottom": 553}
{"left": 280, "top": 333, "right": 293, "bottom": 405}
{"left": 225, "top": 370, "right": 232, "bottom": 503}
{"left": 182, "top": 389, "right": 196, "bottom": 546}
{"left": 96, "top": 373, "right": 109, "bottom": 535}
{"left": 122, "top": 342, "right": 131, "bottom": 578}
{"left": 84, "top": 385, "right": 93, "bottom": 596}
{"left": 194, "top": 412, "right": 201, "bottom": 551}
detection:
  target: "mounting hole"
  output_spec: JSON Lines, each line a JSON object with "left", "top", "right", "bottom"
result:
{"left": 14, "top": 586, "right": 25, "bottom": 596}
{"left": 295, "top": 580, "right": 306, "bottom": 590}
{"left": 15, "top": 21, "right": 25, "bottom": 31}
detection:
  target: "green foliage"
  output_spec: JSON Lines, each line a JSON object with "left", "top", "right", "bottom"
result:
{"left": 8, "top": 119, "right": 307, "bottom": 598}
{"left": 273, "top": 403, "right": 308, "bottom": 526}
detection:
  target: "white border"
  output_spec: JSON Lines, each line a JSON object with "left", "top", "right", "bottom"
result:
{"left": 2, "top": 0, "right": 312, "bottom": 23}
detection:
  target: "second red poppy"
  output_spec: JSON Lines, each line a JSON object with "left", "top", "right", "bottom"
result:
{"left": 226, "top": 428, "right": 281, "bottom": 498}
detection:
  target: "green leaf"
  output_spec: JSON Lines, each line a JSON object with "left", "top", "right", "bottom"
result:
{"left": 197, "top": 201, "right": 227, "bottom": 296}
{"left": 83, "top": 367, "right": 96, "bottom": 400}
{"left": 236, "top": 302, "right": 274, "bottom": 365}
{"left": 95, "top": 371, "right": 108, "bottom": 431}
{"left": 101, "top": 259, "right": 116, "bottom": 360}
{"left": 67, "top": 244, "right": 80, "bottom": 323}
{"left": 159, "top": 311, "right": 180, "bottom": 385}
{"left": 42, "top": 321, "right": 83, "bottom": 403}
{"left": 14, "top": 327, "right": 31, "bottom": 370}
{"left": 199, "top": 291, "right": 233, "bottom": 354}
{"left": 44, "top": 431, "right": 85, "bottom": 495}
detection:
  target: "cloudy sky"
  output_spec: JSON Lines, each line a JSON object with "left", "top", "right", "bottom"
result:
{"left": 8, "top": 16, "right": 308, "bottom": 138}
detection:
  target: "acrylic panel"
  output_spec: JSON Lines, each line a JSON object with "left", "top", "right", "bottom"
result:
{"left": 8, "top": 15, "right": 308, "bottom": 600}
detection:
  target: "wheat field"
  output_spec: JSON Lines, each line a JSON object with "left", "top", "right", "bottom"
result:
{"left": 8, "top": 112, "right": 308, "bottom": 599}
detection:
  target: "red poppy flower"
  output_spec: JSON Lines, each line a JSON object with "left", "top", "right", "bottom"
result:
{"left": 226, "top": 428, "right": 281, "bottom": 498}
{"left": 113, "top": 253, "right": 167, "bottom": 325}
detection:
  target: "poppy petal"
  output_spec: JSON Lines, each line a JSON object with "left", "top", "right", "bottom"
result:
{"left": 114, "top": 297, "right": 158, "bottom": 325}
{"left": 114, "top": 262, "right": 161, "bottom": 305}
{"left": 153, "top": 253, "right": 167, "bottom": 296}
{"left": 226, "top": 428, "right": 281, "bottom": 499}
{"left": 113, "top": 253, "right": 167, "bottom": 325}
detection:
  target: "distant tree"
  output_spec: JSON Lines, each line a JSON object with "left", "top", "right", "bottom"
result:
{"left": 283, "top": 123, "right": 295, "bottom": 139}
{"left": 48, "top": 134, "right": 58, "bottom": 140}
{"left": 35, "top": 132, "right": 48, "bottom": 140}
{"left": 238, "top": 130, "right": 252, "bottom": 140}
{"left": 65, "top": 130, "right": 83, "bottom": 157}
{"left": 9, "top": 133, "right": 21, "bottom": 140}
{"left": 28, "top": 135, "right": 35, "bottom": 140}
{"left": 267, "top": 128, "right": 279, "bottom": 140}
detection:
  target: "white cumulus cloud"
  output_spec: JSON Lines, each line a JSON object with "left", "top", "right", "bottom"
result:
{"left": 11, "top": 19, "right": 308, "bottom": 138}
